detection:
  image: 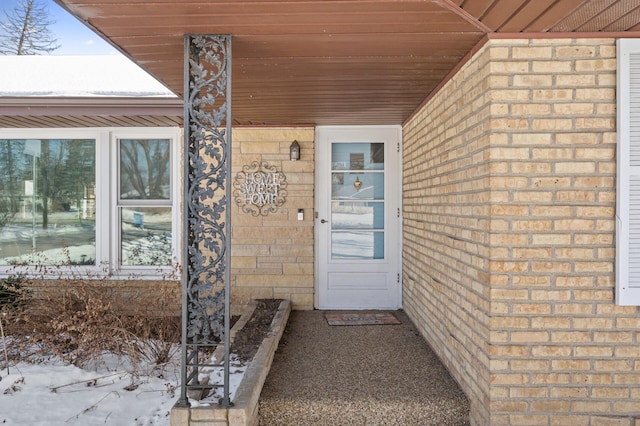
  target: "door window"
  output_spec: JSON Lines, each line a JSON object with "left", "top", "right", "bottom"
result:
{"left": 330, "top": 143, "right": 385, "bottom": 260}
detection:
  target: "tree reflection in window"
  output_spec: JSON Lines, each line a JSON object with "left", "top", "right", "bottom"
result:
{"left": 0, "top": 138, "right": 96, "bottom": 265}
{"left": 119, "top": 139, "right": 170, "bottom": 200}
{"left": 118, "top": 139, "right": 172, "bottom": 267}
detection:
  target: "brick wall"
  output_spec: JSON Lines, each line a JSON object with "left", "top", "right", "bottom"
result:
{"left": 403, "top": 42, "right": 494, "bottom": 424}
{"left": 403, "top": 38, "right": 640, "bottom": 425}
{"left": 231, "top": 128, "right": 315, "bottom": 310}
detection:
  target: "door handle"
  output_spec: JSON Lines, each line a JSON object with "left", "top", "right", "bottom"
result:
{"left": 320, "top": 219, "right": 327, "bottom": 223}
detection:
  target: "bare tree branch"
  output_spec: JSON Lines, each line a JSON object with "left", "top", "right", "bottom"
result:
{"left": 0, "top": 0, "right": 60, "bottom": 55}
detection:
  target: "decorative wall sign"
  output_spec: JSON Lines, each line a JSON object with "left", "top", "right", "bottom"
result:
{"left": 233, "top": 161, "right": 288, "bottom": 216}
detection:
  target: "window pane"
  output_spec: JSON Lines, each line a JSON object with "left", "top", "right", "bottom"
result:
{"left": 331, "top": 201, "right": 384, "bottom": 230}
{"left": 332, "top": 172, "right": 384, "bottom": 200}
{"left": 331, "top": 143, "right": 384, "bottom": 170}
{"left": 331, "top": 231, "right": 384, "bottom": 260}
{"left": 120, "top": 139, "right": 171, "bottom": 200}
{"left": 0, "top": 139, "right": 96, "bottom": 265}
{"left": 120, "top": 207, "right": 172, "bottom": 266}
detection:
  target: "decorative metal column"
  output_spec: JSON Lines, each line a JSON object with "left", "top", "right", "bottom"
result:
{"left": 177, "top": 34, "right": 233, "bottom": 408}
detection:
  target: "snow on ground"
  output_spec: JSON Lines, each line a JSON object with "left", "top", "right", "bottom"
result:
{"left": 0, "top": 350, "right": 247, "bottom": 425}
{"left": 0, "top": 358, "right": 179, "bottom": 426}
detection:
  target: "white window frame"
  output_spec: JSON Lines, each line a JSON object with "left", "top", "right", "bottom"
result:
{"left": 111, "top": 129, "right": 180, "bottom": 276}
{"left": 0, "top": 127, "right": 181, "bottom": 280}
{"left": 616, "top": 39, "right": 640, "bottom": 305}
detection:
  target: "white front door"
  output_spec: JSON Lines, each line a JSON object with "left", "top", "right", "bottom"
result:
{"left": 315, "top": 126, "right": 402, "bottom": 310}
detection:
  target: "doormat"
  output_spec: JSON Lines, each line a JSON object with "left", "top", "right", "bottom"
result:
{"left": 324, "top": 312, "right": 401, "bottom": 326}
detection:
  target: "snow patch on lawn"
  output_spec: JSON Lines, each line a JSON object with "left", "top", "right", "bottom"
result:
{"left": 0, "top": 350, "right": 247, "bottom": 425}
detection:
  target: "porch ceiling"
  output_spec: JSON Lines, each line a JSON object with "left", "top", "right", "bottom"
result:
{"left": 48, "top": 0, "right": 640, "bottom": 126}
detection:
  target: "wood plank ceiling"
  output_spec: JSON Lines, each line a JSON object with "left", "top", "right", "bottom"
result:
{"left": 28, "top": 1, "right": 640, "bottom": 126}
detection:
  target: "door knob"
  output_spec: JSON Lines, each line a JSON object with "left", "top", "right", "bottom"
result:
{"left": 320, "top": 219, "right": 327, "bottom": 223}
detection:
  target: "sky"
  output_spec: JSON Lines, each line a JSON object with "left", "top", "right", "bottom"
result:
{"left": 1, "top": 0, "right": 119, "bottom": 55}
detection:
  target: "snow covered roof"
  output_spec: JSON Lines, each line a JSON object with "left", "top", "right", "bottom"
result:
{"left": 0, "top": 55, "right": 177, "bottom": 98}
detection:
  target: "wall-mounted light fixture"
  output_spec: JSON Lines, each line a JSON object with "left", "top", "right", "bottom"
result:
{"left": 290, "top": 140, "right": 300, "bottom": 161}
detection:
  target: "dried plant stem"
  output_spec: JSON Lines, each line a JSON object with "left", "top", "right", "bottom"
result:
{"left": 0, "top": 313, "right": 9, "bottom": 375}
{"left": 50, "top": 372, "right": 124, "bottom": 393}
{"left": 65, "top": 391, "right": 120, "bottom": 422}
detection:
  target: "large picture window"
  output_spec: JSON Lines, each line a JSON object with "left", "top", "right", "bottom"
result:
{"left": 0, "top": 128, "right": 180, "bottom": 277}
{"left": 0, "top": 138, "right": 96, "bottom": 266}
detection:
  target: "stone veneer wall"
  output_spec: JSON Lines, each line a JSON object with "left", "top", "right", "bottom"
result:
{"left": 403, "top": 38, "right": 640, "bottom": 425}
{"left": 230, "top": 128, "right": 315, "bottom": 310}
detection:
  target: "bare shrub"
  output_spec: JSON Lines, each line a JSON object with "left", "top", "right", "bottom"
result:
{"left": 114, "top": 285, "right": 181, "bottom": 370}
{"left": 0, "top": 275, "right": 29, "bottom": 309}
{"left": 6, "top": 269, "right": 180, "bottom": 372}
{"left": 27, "top": 279, "right": 128, "bottom": 366}
{"left": 1, "top": 275, "right": 32, "bottom": 367}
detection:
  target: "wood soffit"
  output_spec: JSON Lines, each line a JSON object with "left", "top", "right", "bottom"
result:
{"left": 21, "top": 0, "right": 640, "bottom": 127}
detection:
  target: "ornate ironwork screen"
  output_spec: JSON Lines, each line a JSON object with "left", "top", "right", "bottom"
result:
{"left": 177, "top": 34, "right": 233, "bottom": 408}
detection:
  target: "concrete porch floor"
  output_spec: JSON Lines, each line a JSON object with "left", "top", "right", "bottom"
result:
{"left": 258, "top": 310, "right": 470, "bottom": 425}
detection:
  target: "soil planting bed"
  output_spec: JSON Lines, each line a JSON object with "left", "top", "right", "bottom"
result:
{"left": 231, "top": 299, "right": 283, "bottom": 362}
